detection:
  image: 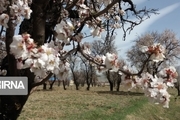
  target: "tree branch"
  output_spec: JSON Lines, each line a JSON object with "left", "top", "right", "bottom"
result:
{"left": 66, "top": 0, "right": 79, "bottom": 10}
{"left": 31, "top": 72, "right": 53, "bottom": 88}
{"left": 60, "top": 48, "right": 77, "bottom": 60}
{"left": 94, "top": 0, "right": 119, "bottom": 17}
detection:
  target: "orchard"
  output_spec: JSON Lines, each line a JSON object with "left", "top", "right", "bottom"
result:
{"left": 0, "top": 0, "right": 179, "bottom": 120}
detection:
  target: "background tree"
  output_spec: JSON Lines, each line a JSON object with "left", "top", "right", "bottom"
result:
{"left": 79, "top": 55, "right": 92, "bottom": 90}
{"left": 113, "top": 59, "right": 126, "bottom": 91}
{"left": 68, "top": 54, "right": 81, "bottom": 90}
{"left": 91, "top": 23, "right": 125, "bottom": 91}
{"left": 91, "top": 23, "right": 117, "bottom": 91}
{"left": 127, "top": 30, "right": 180, "bottom": 75}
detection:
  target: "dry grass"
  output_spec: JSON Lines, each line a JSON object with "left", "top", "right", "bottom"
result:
{"left": 18, "top": 85, "right": 180, "bottom": 120}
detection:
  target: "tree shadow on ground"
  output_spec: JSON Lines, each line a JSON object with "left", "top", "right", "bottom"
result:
{"left": 96, "top": 91, "right": 144, "bottom": 96}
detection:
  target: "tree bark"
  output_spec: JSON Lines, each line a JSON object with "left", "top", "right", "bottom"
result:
{"left": 175, "top": 82, "right": 180, "bottom": 96}
{"left": 63, "top": 80, "right": 67, "bottom": 90}
{"left": 32, "top": 0, "right": 48, "bottom": 46}
{"left": 43, "top": 83, "right": 47, "bottom": 90}
{"left": 178, "top": 89, "right": 180, "bottom": 96}
{"left": 106, "top": 70, "right": 113, "bottom": 91}
{"left": 86, "top": 77, "right": 90, "bottom": 90}
{"left": 116, "top": 74, "right": 122, "bottom": 91}
{"left": 0, "top": 68, "right": 35, "bottom": 120}
{"left": 75, "top": 84, "right": 79, "bottom": 90}
{"left": 109, "top": 81, "right": 113, "bottom": 91}
{"left": 72, "top": 72, "right": 79, "bottom": 90}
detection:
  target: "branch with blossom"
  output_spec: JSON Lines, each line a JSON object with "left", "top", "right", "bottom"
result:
{"left": 78, "top": 42, "right": 178, "bottom": 108}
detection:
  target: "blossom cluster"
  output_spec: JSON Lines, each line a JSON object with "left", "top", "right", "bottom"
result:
{"left": 0, "top": 69, "right": 7, "bottom": 76}
{"left": 55, "top": 20, "right": 74, "bottom": 44}
{"left": 10, "top": 0, "right": 32, "bottom": 23}
{"left": 140, "top": 43, "right": 165, "bottom": 62}
{"left": 10, "top": 33, "right": 70, "bottom": 79}
{"left": 159, "top": 66, "right": 178, "bottom": 87}
{"left": 0, "top": 0, "right": 32, "bottom": 28}
{"left": 81, "top": 42, "right": 91, "bottom": 54}
{"left": 53, "top": 0, "right": 125, "bottom": 41}
{"left": 0, "top": 13, "right": 9, "bottom": 28}
{"left": 121, "top": 66, "right": 178, "bottom": 108}
{"left": 94, "top": 52, "right": 119, "bottom": 71}
{"left": 0, "top": 0, "right": 9, "bottom": 13}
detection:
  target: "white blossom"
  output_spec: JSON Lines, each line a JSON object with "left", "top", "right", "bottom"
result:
{"left": 55, "top": 21, "right": 74, "bottom": 44}
{"left": 0, "top": 69, "right": 7, "bottom": 76}
{"left": 0, "top": 13, "right": 9, "bottom": 28}
{"left": 91, "top": 27, "right": 104, "bottom": 37}
{"left": 82, "top": 42, "right": 91, "bottom": 54}
{"left": 9, "top": 0, "right": 32, "bottom": 23}
{"left": 105, "top": 52, "right": 118, "bottom": 70}
{"left": 10, "top": 35, "right": 28, "bottom": 59}
{"left": 140, "top": 45, "right": 149, "bottom": 53}
{"left": 119, "top": 9, "right": 125, "bottom": 15}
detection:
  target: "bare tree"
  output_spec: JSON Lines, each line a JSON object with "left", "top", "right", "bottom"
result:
{"left": 91, "top": 22, "right": 117, "bottom": 56}
{"left": 68, "top": 54, "right": 80, "bottom": 90}
{"left": 79, "top": 55, "right": 91, "bottom": 90}
{"left": 91, "top": 21, "right": 118, "bottom": 91}
{"left": 91, "top": 35, "right": 117, "bottom": 56}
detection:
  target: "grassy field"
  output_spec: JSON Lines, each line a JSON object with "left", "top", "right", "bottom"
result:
{"left": 18, "top": 85, "right": 180, "bottom": 120}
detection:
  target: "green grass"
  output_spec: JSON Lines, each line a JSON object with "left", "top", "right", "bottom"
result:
{"left": 18, "top": 85, "right": 180, "bottom": 120}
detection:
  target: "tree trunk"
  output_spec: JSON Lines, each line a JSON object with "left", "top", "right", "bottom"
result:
{"left": 175, "top": 82, "right": 180, "bottom": 96}
{"left": 43, "top": 83, "right": 47, "bottom": 90}
{"left": 106, "top": 70, "right": 113, "bottom": 91}
{"left": 86, "top": 73, "right": 90, "bottom": 91}
{"left": 175, "top": 79, "right": 180, "bottom": 96}
{"left": 178, "top": 88, "right": 180, "bottom": 96}
{"left": 116, "top": 74, "right": 122, "bottom": 92}
{"left": 31, "top": 0, "right": 48, "bottom": 46}
{"left": 0, "top": 96, "right": 29, "bottom": 120}
{"left": 49, "top": 79, "right": 56, "bottom": 90}
{"left": 0, "top": 68, "right": 35, "bottom": 120}
{"left": 0, "top": 6, "right": 33, "bottom": 119}
{"left": 74, "top": 81, "right": 79, "bottom": 90}
{"left": 116, "top": 80, "right": 121, "bottom": 91}
{"left": 72, "top": 73, "right": 79, "bottom": 90}
{"left": 86, "top": 78, "right": 90, "bottom": 91}
{"left": 87, "top": 83, "right": 90, "bottom": 91}
{"left": 63, "top": 80, "right": 66, "bottom": 90}
{"left": 49, "top": 75, "right": 56, "bottom": 89}
{"left": 0, "top": 1, "right": 50, "bottom": 119}
{"left": 109, "top": 81, "right": 113, "bottom": 91}
{"left": 75, "top": 84, "right": 79, "bottom": 90}
{"left": 58, "top": 80, "right": 60, "bottom": 86}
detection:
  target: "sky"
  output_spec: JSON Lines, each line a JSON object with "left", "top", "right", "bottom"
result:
{"left": 115, "top": 0, "right": 180, "bottom": 60}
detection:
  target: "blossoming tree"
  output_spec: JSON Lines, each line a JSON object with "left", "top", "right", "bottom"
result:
{"left": 0, "top": 0, "right": 177, "bottom": 120}
{"left": 127, "top": 30, "right": 180, "bottom": 72}
{"left": 126, "top": 30, "right": 180, "bottom": 97}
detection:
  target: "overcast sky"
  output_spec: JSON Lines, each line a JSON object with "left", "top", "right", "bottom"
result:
{"left": 115, "top": 0, "right": 180, "bottom": 60}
